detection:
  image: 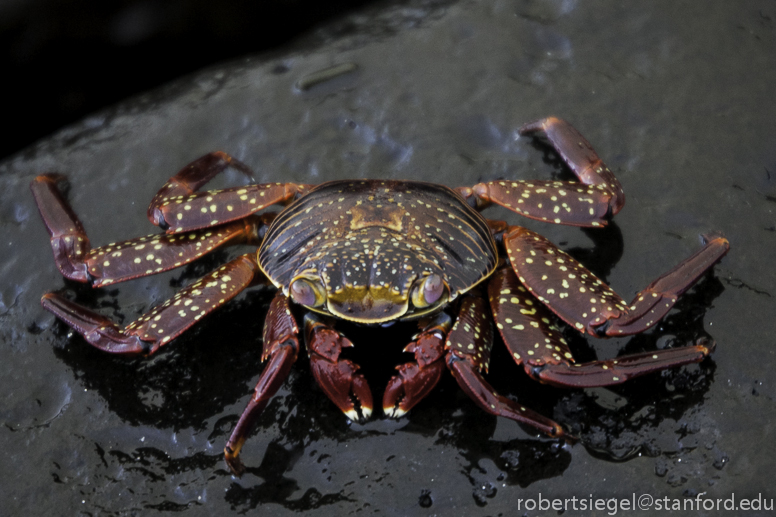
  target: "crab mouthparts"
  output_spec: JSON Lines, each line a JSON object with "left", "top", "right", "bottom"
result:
{"left": 327, "top": 289, "right": 409, "bottom": 324}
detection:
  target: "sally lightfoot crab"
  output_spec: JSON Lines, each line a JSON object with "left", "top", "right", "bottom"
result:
{"left": 31, "top": 117, "right": 729, "bottom": 475}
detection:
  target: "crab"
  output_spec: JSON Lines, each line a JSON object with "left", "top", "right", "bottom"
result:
{"left": 31, "top": 117, "right": 729, "bottom": 475}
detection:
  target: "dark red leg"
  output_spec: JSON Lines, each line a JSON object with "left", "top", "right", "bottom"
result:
{"left": 78, "top": 220, "right": 265, "bottom": 288}
{"left": 146, "top": 152, "right": 311, "bottom": 233}
{"left": 488, "top": 267, "right": 575, "bottom": 367}
{"left": 224, "top": 291, "right": 300, "bottom": 476}
{"left": 445, "top": 294, "right": 566, "bottom": 437}
{"left": 519, "top": 117, "right": 625, "bottom": 213}
{"left": 488, "top": 265, "right": 715, "bottom": 389}
{"left": 457, "top": 118, "right": 624, "bottom": 227}
{"left": 383, "top": 314, "right": 450, "bottom": 418}
{"left": 463, "top": 179, "right": 616, "bottom": 228}
{"left": 304, "top": 314, "right": 374, "bottom": 422}
{"left": 41, "top": 254, "right": 262, "bottom": 354}
{"left": 534, "top": 339, "right": 714, "bottom": 388}
{"left": 502, "top": 226, "right": 730, "bottom": 336}
{"left": 31, "top": 173, "right": 271, "bottom": 287}
{"left": 602, "top": 234, "right": 731, "bottom": 336}
{"left": 148, "top": 152, "right": 256, "bottom": 205}
{"left": 448, "top": 358, "right": 566, "bottom": 437}
{"left": 31, "top": 174, "right": 92, "bottom": 282}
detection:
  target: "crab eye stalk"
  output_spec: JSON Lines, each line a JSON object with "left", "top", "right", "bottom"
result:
{"left": 289, "top": 277, "right": 326, "bottom": 307}
{"left": 411, "top": 274, "right": 446, "bottom": 308}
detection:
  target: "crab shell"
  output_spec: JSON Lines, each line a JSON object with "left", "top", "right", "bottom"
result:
{"left": 257, "top": 180, "right": 498, "bottom": 324}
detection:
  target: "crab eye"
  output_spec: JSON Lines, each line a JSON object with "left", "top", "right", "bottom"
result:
{"left": 289, "top": 277, "right": 326, "bottom": 307}
{"left": 411, "top": 274, "right": 446, "bottom": 308}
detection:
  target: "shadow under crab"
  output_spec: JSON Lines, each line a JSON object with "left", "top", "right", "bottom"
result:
{"left": 30, "top": 117, "right": 729, "bottom": 475}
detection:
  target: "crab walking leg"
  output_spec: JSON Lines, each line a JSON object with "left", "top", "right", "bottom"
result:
{"left": 502, "top": 226, "right": 730, "bottom": 336}
{"left": 304, "top": 314, "right": 374, "bottom": 421}
{"left": 383, "top": 314, "right": 451, "bottom": 418}
{"left": 149, "top": 151, "right": 256, "bottom": 204}
{"left": 146, "top": 151, "right": 311, "bottom": 233}
{"left": 488, "top": 266, "right": 714, "bottom": 388}
{"left": 149, "top": 182, "right": 310, "bottom": 235}
{"left": 462, "top": 179, "right": 617, "bottom": 228}
{"left": 77, "top": 221, "right": 265, "bottom": 288}
{"left": 225, "top": 291, "right": 300, "bottom": 476}
{"left": 535, "top": 339, "right": 714, "bottom": 388}
{"left": 601, "top": 235, "right": 730, "bottom": 336}
{"left": 488, "top": 267, "right": 576, "bottom": 366}
{"left": 519, "top": 117, "right": 625, "bottom": 213}
{"left": 457, "top": 117, "right": 624, "bottom": 227}
{"left": 41, "top": 254, "right": 262, "bottom": 355}
{"left": 31, "top": 174, "right": 271, "bottom": 286}
{"left": 445, "top": 295, "right": 565, "bottom": 437}
{"left": 31, "top": 174, "right": 93, "bottom": 282}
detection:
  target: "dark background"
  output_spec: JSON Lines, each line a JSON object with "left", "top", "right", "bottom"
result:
{"left": 1, "top": 0, "right": 376, "bottom": 160}
{"left": 1, "top": 0, "right": 775, "bottom": 515}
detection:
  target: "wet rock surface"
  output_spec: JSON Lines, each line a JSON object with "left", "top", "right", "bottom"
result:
{"left": 2, "top": 0, "right": 775, "bottom": 514}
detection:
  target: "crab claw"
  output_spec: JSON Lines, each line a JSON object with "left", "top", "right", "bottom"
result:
{"left": 383, "top": 359, "right": 445, "bottom": 418}
{"left": 305, "top": 314, "right": 374, "bottom": 421}
{"left": 382, "top": 322, "right": 447, "bottom": 418}
{"left": 311, "top": 356, "right": 373, "bottom": 422}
